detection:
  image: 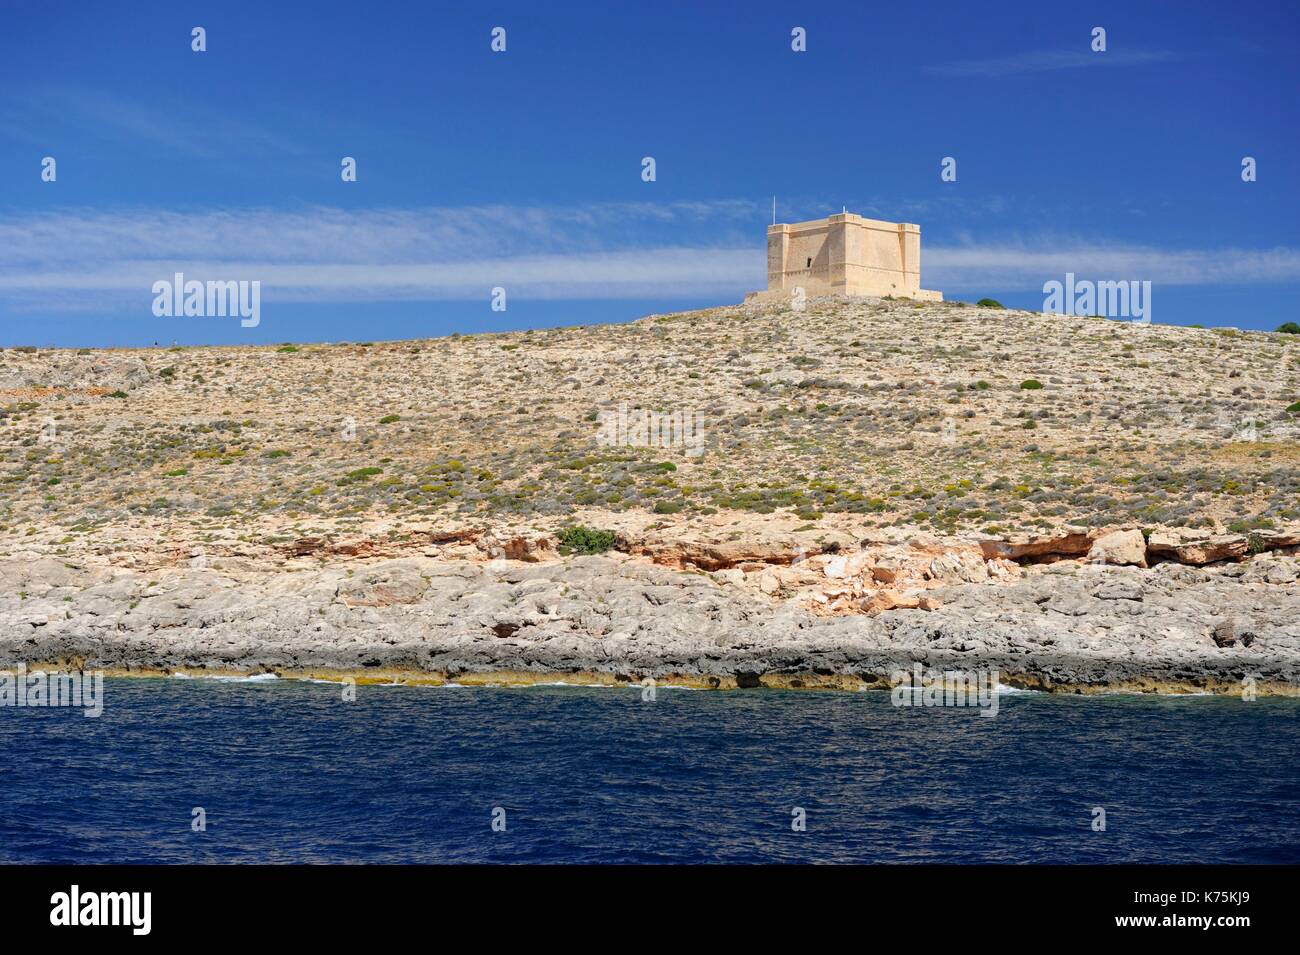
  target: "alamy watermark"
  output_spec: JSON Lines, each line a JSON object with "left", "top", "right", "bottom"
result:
{"left": 596, "top": 403, "right": 706, "bottom": 457}
{"left": 152, "top": 272, "right": 261, "bottom": 327}
{"left": 50, "top": 885, "right": 150, "bottom": 935}
{"left": 1, "top": 664, "right": 104, "bottom": 717}
{"left": 891, "top": 663, "right": 999, "bottom": 717}
{"left": 1043, "top": 272, "right": 1151, "bottom": 324}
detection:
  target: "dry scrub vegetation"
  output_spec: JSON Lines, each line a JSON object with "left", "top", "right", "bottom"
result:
{"left": 3, "top": 297, "right": 1299, "bottom": 555}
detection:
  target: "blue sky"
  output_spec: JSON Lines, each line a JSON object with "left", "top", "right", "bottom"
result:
{"left": 1, "top": 0, "right": 1297, "bottom": 346}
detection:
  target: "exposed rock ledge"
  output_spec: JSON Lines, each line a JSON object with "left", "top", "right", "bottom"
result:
{"left": 2, "top": 542, "right": 1298, "bottom": 695}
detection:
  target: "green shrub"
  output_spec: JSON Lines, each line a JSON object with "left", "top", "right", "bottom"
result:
{"left": 108, "top": 390, "right": 128, "bottom": 399}
{"left": 557, "top": 525, "right": 617, "bottom": 555}
{"left": 277, "top": 344, "right": 299, "bottom": 353}
{"left": 1276, "top": 322, "right": 1300, "bottom": 334}
{"left": 976, "top": 298, "right": 1004, "bottom": 308}
{"left": 1286, "top": 402, "right": 1300, "bottom": 415}
{"left": 340, "top": 466, "right": 383, "bottom": 484}
{"left": 378, "top": 414, "right": 400, "bottom": 424}
{"left": 1019, "top": 379, "right": 1044, "bottom": 390}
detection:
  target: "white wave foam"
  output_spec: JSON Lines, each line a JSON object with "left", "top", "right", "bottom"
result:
{"left": 170, "top": 672, "right": 279, "bottom": 683}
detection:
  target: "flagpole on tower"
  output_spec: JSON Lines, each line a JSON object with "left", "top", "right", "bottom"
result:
{"left": 772, "top": 196, "right": 776, "bottom": 226}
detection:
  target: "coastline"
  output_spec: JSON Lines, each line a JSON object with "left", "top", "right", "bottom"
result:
{"left": 5, "top": 305, "right": 1300, "bottom": 700}
{"left": 27, "top": 664, "right": 1300, "bottom": 697}
{"left": 5, "top": 534, "right": 1298, "bottom": 697}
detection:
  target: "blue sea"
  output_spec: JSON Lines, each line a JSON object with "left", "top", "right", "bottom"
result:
{"left": 1, "top": 677, "right": 1297, "bottom": 864}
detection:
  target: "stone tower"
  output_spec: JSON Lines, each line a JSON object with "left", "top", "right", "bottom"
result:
{"left": 746, "top": 212, "right": 942, "bottom": 303}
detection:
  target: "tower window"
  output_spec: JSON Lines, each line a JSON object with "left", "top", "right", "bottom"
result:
{"left": 806, "top": 257, "right": 812, "bottom": 268}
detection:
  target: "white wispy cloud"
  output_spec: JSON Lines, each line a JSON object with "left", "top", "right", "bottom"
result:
{"left": 0, "top": 203, "right": 766, "bottom": 307}
{"left": 927, "top": 48, "right": 1180, "bottom": 78}
{"left": 0, "top": 251, "right": 760, "bottom": 302}
{"left": 0, "top": 204, "right": 1296, "bottom": 311}
{"left": 927, "top": 243, "right": 1300, "bottom": 290}
{"left": 0, "top": 202, "right": 763, "bottom": 267}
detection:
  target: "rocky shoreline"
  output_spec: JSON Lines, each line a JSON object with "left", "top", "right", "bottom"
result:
{"left": 4, "top": 524, "right": 1298, "bottom": 696}
{"left": 5, "top": 300, "right": 1300, "bottom": 695}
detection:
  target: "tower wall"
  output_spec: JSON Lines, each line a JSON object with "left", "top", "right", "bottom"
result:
{"left": 753, "top": 212, "right": 940, "bottom": 303}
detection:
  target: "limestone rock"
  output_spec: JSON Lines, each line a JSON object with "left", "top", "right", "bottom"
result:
{"left": 625, "top": 533, "right": 807, "bottom": 570}
{"left": 496, "top": 535, "right": 557, "bottom": 563}
{"left": 1255, "top": 528, "right": 1300, "bottom": 550}
{"left": 1, "top": 549, "right": 1299, "bottom": 692}
{"left": 979, "top": 530, "right": 1096, "bottom": 562}
{"left": 1093, "top": 578, "right": 1144, "bottom": 601}
{"left": 1087, "top": 529, "right": 1148, "bottom": 567}
{"left": 871, "top": 557, "right": 900, "bottom": 583}
{"left": 1211, "top": 619, "right": 1257, "bottom": 648}
{"left": 860, "top": 589, "right": 922, "bottom": 615}
{"left": 928, "top": 551, "right": 989, "bottom": 584}
{"left": 1147, "top": 533, "right": 1248, "bottom": 566}
{"left": 818, "top": 551, "right": 867, "bottom": 579}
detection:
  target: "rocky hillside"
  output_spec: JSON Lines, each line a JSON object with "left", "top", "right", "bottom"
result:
{"left": 3, "top": 297, "right": 1299, "bottom": 690}
{"left": 3, "top": 297, "right": 1298, "bottom": 547}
